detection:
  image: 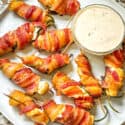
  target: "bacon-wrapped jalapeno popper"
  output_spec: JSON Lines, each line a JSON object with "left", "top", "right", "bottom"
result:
{"left": 33, "top": 28, "right": 73, "bottom": 52}
{"left": 0, "top": 58, "right": 49, "bottom": 95}
{"left": 43, "top": 100, "right": 94, "bottom": 125}
{"left": 8, "top": 90, "right": 94, "bottom": 125}
{"left": 102, "top": 49, "right": 124, "bottom": 96}
{"left": 52, "top": 72, "right": 94, "bottom": 109}
{"left": 75, "top": 53, "right": 102, "bottom": 97}
{"left": 9, "top": 90, "right": 49, "bottom": 125}
{"left": 38, "top": 0, "right": 80, "bottom": 16}
{"left": 9, "top": 0, "right": 55, "bottom": 27}
{"left": 0, "top": 22, "right": 45, "bottom": 56}
{"left": 19, "top": 53, "right": 70, "bottom": 74}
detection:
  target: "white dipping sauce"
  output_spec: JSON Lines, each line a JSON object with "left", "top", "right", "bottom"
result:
{"left": 73, "top": 5, "right": 125, "bottom": 53}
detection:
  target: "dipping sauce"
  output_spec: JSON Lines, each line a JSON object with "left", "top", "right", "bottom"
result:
{"left": 72, "top": 5, "right": 125, "bottom": 55}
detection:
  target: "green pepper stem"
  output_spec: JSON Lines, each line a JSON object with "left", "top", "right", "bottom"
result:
{"left": 94, "top": 105, "right": 109, "bottom": 122}
{"left": 108, "top": 96, "right": 120, "bottom": 113}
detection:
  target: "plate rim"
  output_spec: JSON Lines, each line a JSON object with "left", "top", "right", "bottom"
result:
{"left": 0, "top": 0, "right": 9, "bottom": 16}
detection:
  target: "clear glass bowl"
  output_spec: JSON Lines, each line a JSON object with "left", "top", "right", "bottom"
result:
{"left": 71, "top": 4, "right": 125, "bottom": 55}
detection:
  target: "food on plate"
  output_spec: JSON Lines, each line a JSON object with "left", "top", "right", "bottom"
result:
{"left": 8, "top": 90, "right": 94, "bottom": 125}
{"left": 52, "top": 71, "right": 94, "bottom": 109}
{"left": 9, "top": 0, "right": 55, "bottom": 27}
{"left": 8, "top": 90, "right": 49, "bottom": 125}
{"left": 38, "top": 0, "right": 80, "bottom": 16}
{"left": 33, "top": 28, "right": 73, "bottom": 52}
{"left": 75, "top": 53, "right": 102, "bottom": 97}
{"left": 43, "top": 100, "right": 94, "bottom": 125}
{"left": 102, "top": 49, "right": 124, "bottom": 96}
{"left": 0, "top": 58, "right": 49, "bottom": 95}
{"left": 0, "top": 22, "right": 46, "bottom": 56}
{"left": 18, "top": 53, "right": 70, "bottom": 74}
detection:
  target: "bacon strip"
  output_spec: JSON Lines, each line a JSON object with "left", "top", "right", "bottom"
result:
{"left": 19, "top": 53, "right": 70, "bottom": 74}
{"left": 33, "top": 28, "right": 73, "bottom": 52}
{"left": 9, "top": 90, "right": 94, "bottom": 125}
{"left": 0, "top": 22, "right": 46, "bottom": 56}
{"left": 9, "top": 90, "right": 49, "bottom": 125}
{"left": 43, "top": 100, "right": 94, "bottom": 125}
{"left": 75, "top": 53, "right": 102, "bottom": 97}
{"left": 102, "top": 49, "right": 124, "bottom": 96}
{"left": 52, "top": 72, "right": 94, "bottom": 109}
{"left": 0, "top": 59, "right": 49, "bottom": 95}
{"left": 38, "top": 0, "right": 80, "bottom": 15}
{"left": 9, "top": 1, "right": 55, "bottom": 27}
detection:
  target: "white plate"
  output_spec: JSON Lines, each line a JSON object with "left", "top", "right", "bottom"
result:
{"left": 0, "top": 0, "right": 125, "bottom": 125}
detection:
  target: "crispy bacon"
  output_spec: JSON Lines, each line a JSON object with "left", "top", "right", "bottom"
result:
{"left": 74, "top": 96, "right": 94, "bottom": 109}
{"left": 75, "top": 54, "right": 102, "bottom": 97}
{"left": 0, "top": 59, "right": 49, "bottom": 95}
{"left": 38, "top": 0, "right": 80, "bottom": 15}
{"left": 19, "top": 53, "right": 70, "bottom": 74}
{"left": 9, "top": 1, "right": 55, "bottom": 27}
{"left": 33, "top": 28, "right": 73, "bottom": 52}
{"left": 52, "top": 72, "right": 94, "bottom": 109}
{"left": 9, "top": 90, "right": 49, "bottom": 125}
{"left": 43, "top": 100, "right": 94, "bottom": 125}
{"left": 104, "top": 49, "right": 124, "bottom": 68}
{"left": 20, "top": 102, "right": 37, "bottom": 114}
{"left": 9, "top": 90, "right": 94, "bottom": 125}
{"left": 43, "top": 100, "right": 65, "bottom": 122}
{"left": 102, "top": 49, "right": 124, "bottom": 96}
{"left": 0, "top": 22, "right": 46, "bottom": 56}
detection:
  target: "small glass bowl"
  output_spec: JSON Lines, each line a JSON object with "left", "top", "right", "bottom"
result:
{"left": 71, "top": 4, "right": 125, "bottom": 55}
